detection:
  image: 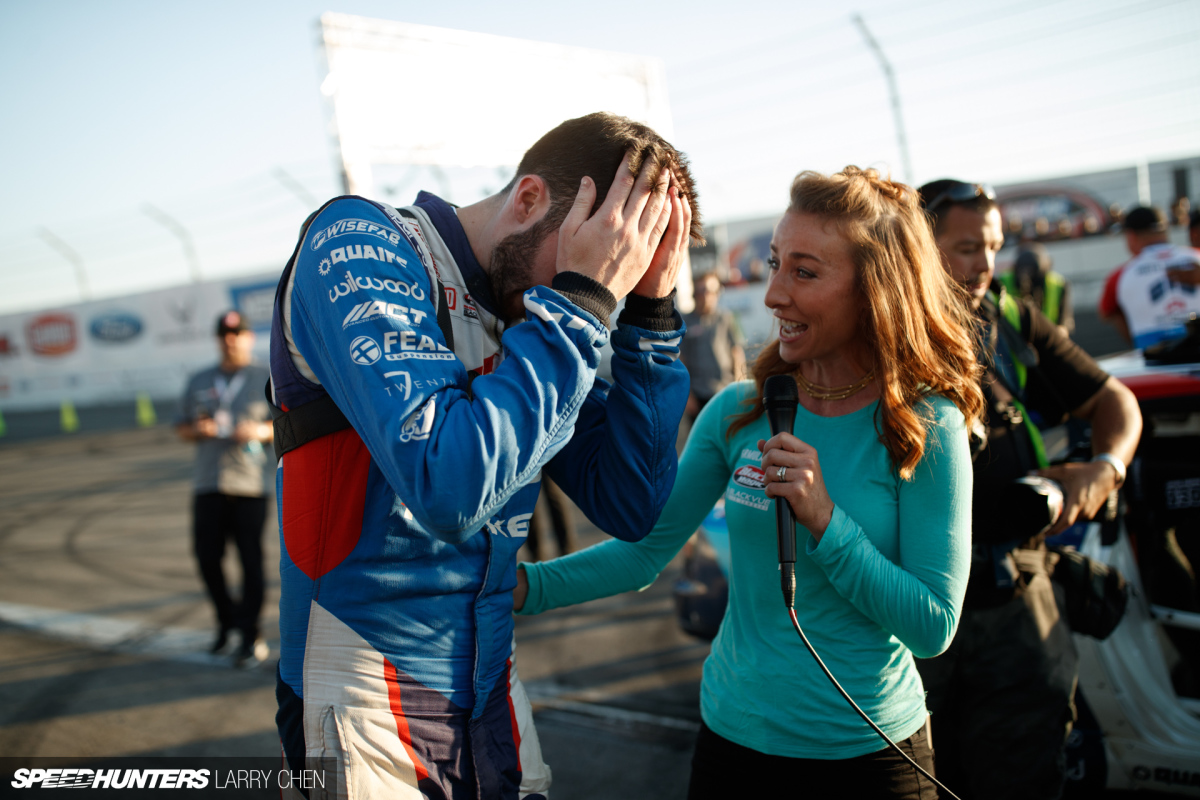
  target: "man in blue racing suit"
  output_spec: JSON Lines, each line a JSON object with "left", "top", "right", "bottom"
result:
{"left": 270, "top": 113, "right": 700, "bottom": 799}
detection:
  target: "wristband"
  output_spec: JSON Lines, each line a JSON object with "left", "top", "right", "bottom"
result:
{"left": 1091, "top": 453, "right": 1126, "bottom": 489}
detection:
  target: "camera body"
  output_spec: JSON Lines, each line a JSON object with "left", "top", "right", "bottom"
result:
{"left": 998, "top": 475, "right": 1065, "bottom": 541}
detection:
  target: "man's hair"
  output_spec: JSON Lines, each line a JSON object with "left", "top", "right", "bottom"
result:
{"left": 510, "top": 112, "right": 703, "bottom": 243}
{"left": 917, "top": 178, "right": 999, "bottom": 236}
{"left": 727, "top": 167, "right": 983, "bottom": 480}
{"left": 1123, "top": 204, "right": 1167, "bottom": 234}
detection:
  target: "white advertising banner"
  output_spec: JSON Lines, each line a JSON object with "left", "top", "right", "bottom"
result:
{"left": 0, "top": 273, "right": 280, "bottom": 411}
{"left": 318, "top": 13, "right": 674, "bottom": 197}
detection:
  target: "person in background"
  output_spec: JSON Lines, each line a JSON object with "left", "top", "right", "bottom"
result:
{"left": 1000, "top": 243, "right": 1073, "bottom": 334}
{"left": 916, "top": 179, "right": 1141, "bottom": 800}
{"left": 518, "top": 167, "right": 983, "bottom": 799}
{"left": 1098, "top": 204, "right": 1200, "bottom": 348}
{"left": 1190, "top": 208, "right": 1200, "bottom": 249}
{"left": 175, "top": 310, "right": 273, "bottom": 667}
{"left": 679, "top": 271, "right": 745, "bottom": 422}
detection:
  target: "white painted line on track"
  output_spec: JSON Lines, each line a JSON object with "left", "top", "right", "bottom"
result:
{"left": 524, "top": 682, "right": 700, "bottom": 733}
{"left": 0, "top": 601, "right": 259, "bottom": 669}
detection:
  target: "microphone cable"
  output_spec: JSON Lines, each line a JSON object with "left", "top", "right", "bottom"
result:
{"left": 786, "top": 607, "right": 962, "bottom": 800}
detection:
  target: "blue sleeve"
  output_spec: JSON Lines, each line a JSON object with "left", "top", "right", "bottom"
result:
{"left": 546, "top": 320, "right": 689, "bottom": 541}
{"left": 804, "top": 398, "right": 972, "bottom": 659}
{"left": 288, "top": 197, "right": 609, "bottom": 543}
{"left": 522, "top": 384, "right": 740, "bottom": 614}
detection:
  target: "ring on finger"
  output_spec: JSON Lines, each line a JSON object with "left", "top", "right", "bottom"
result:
{"left": 777, "top": 466, "right": 787, "bottom": 482}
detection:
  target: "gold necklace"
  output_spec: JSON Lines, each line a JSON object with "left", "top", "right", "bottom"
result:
{"left": 794, "top": 369, "right": 875, "bottom": 401}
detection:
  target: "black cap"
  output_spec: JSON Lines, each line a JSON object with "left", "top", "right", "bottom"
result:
{"left": 1014, "top": 244, "right": 1051, "bottom": 275}
{"left": 1122, "top": 205, "right": 1167, "bottom": 233}
{"left": 215, "top": 310, "right": 250, "bottom": 336}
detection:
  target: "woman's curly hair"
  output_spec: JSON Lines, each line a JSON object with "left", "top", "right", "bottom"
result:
{"left": 727, "top": 166, "right": 983, "bottom": 480}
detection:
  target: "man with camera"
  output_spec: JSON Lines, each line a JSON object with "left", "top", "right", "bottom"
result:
{"left": 269, "top": 113, "right": 699, "bottom": 798}
{"left": 916, "top": 180, "right": 1141, "bottom": 800}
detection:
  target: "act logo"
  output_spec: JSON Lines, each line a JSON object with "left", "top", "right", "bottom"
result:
{"left": 349, "top": 336, "right": 381, "bottom": 366}
{"left": 342, "top": 300, "right": 427, "bottom": 330}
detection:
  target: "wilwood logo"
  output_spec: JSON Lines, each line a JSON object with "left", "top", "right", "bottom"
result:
{"left": 27, "top": 314, "right": 77, "bottom": 356}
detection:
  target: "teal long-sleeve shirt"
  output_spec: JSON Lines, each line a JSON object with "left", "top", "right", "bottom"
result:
{"left": 519, "top": 381, "right": 972, "bottom": 759}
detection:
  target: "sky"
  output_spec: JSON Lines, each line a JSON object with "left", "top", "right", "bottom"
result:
{"left": 1, "top": 0, "right": 1197, "bottom": 314}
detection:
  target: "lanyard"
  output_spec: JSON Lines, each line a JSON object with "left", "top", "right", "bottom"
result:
{"left": 212, "top": 371, "right": 247, "bottom": 412}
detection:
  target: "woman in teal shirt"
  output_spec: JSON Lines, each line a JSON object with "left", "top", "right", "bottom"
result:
{"left": 517, "top": 167, "right": 983, "bottom": 798}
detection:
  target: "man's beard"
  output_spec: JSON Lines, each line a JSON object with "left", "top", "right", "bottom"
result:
{"left": 488, "top": 214, "right": 560, "bottom": 325}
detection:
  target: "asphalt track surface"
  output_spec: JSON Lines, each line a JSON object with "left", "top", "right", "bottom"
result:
{"left": 0, "top": 426, "right": 704, "bottom": 798}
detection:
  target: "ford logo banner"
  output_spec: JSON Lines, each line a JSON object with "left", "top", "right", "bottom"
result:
{"left": 90, "top": 313, "right": 143, "bottom": 343}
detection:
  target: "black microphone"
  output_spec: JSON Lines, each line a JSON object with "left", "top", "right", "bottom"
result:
{"left": 763, "top": 374, "right": 799, "bottom": 609}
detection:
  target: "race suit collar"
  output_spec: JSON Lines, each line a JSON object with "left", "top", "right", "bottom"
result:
{"left": 413, "top": 191, "right": 500, "bottom": 318}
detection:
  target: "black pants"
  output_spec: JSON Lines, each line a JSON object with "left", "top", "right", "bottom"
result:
{"left": 687, "top": 721, "right": 938, "bottom": 800}
{"left": 193, "top": 493, "right": 267, "bottom": 641}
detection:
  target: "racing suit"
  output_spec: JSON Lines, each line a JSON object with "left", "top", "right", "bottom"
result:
{"left": 1098, "top": 242, "right": 1200, "bottom": 349}
{"left": 270, "top": 192, "right": 689, "bottom": 799}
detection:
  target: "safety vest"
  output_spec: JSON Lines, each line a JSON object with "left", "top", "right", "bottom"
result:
{"left": 999, "top": 270, "right": 1066, "bottom": 326}
{"left": 994, "top": 291, "right": 1049, "bottom": 470}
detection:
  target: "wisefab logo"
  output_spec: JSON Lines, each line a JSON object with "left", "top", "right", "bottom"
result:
{"left": 310, "top": 219, "right": 401, "bottom": 251}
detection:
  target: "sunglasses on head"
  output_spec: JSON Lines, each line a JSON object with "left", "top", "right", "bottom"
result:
{"left": 924, "top": 182, "right": 996, "bottom": 214}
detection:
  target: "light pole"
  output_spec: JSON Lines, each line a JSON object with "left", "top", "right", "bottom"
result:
{"left": 142, "top": 204, "right": 201, "bottom": 283}
{"left": 853, "top": 14, "right": 914, "bottom": 185}
{"left": 37, "top": 227, "right": 90, "bottom": 302}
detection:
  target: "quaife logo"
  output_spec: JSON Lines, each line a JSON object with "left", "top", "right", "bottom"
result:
{"left": 10, "top": 767, "right": 210, "bottom": 789}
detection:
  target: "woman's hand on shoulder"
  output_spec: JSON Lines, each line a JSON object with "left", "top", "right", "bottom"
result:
{"left": 758, "top": 434, "right": 835, "bottom": 542}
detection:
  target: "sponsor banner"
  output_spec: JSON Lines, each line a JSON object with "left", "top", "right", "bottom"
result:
{"left": 27, "top": 314, "right": 77, "bottom": 357}
{"left": 89, "top": 312, "right": 143, "bottom": 344}
{"left": 0, "top": 272, "right": 276, "bottom": 411}
{"left": 228, "top": 280, "right": 279, "bottom": 332}
{"left": 2, "top": 757, "right": 337, "bottom": 799}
